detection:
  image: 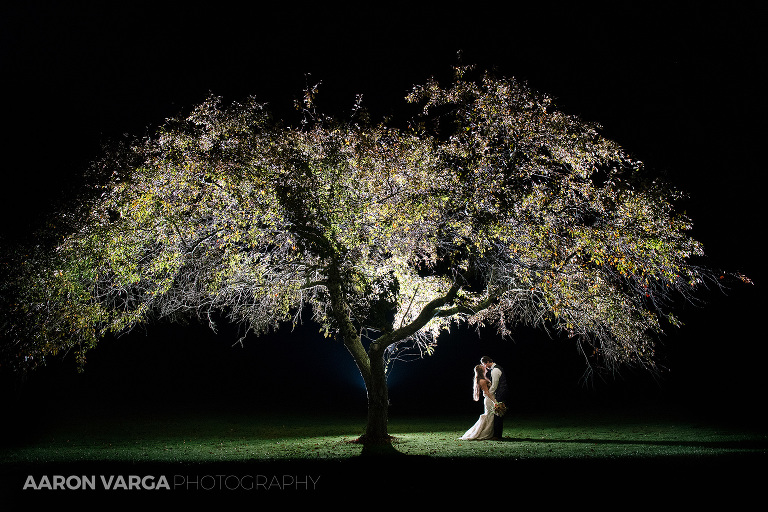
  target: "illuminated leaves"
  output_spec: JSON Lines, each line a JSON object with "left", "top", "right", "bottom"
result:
{"left": 1, "top": 71, "right": 722, "bottom": 376}
{"left": 405, "top": 68, "right": 717, "bottom": 372}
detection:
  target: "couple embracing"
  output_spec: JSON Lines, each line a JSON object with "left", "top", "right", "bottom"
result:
{"left": 460, "top": 356, "right": 507, "bottom": 441}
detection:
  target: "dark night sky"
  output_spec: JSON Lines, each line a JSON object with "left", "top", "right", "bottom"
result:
{"left": 1, "top": 3, "right": 765, "bottom": 422}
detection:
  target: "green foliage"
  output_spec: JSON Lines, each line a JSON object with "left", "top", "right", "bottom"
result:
{"left": 1, "top": 66, "right": 731, "bottom": 378}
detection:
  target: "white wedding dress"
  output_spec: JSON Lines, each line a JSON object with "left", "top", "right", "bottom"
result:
{"left": 460, "top": 393, "right": 496, "bottom": 440}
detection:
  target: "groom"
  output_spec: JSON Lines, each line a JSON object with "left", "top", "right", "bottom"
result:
{"left": 481, "top": 356, "right": 507, "bottom": 440}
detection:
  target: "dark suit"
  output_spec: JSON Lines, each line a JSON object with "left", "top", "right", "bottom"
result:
{"left": 486, "top": 364, "right": 507, "bottom": 438}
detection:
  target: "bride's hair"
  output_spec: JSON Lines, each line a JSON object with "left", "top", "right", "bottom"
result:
{"left": 472, "top": 364, "right": 486, "bottom": 401}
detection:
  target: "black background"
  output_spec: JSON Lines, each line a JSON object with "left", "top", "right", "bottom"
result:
{"left": 1, "top": 3, "right": 765, "bottom": 426}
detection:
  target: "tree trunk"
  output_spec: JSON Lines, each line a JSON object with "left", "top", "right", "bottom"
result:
{"left": 326, "top": 264, "right": 391, "bottom": 444}
{"left": 362, "top": 343, "right": 390, "bottom": 443}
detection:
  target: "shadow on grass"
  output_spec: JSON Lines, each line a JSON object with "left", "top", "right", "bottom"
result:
{"left": 502, "top": 435, "right": 768, "bottom": 451}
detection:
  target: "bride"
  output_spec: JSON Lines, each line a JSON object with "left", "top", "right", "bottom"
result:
{"left": 460, "top": 364, "right": 499, "bottom": 440}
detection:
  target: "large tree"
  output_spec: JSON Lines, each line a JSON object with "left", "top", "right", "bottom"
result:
{"left": 1, "top": 67, "right": 739, "bottom": 442}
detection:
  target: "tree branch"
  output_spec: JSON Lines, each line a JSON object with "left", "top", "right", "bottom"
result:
{"left": 434, "top": 291, "right": 499, "bottom": 318}
{"left": 376, "top": 281, "right": 463, "bottom": 350}
{"left": 326, "top": 262, "right": 371, "bottom": 383}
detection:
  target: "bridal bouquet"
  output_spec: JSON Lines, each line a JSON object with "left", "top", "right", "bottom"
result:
{"left": 493, "top": 402, "right": 507, "bottom": 417}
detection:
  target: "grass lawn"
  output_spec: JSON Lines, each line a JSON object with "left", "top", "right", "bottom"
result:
{"left": 2, "top": 406, "right": 763, "bottom": 462}
{"left": 1, "top": 404, "right": 764, "bottom": 504}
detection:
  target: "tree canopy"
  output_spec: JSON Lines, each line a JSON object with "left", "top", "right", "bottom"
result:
{"left": 1, "top": 67, "right": 743, "bottom": 439}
